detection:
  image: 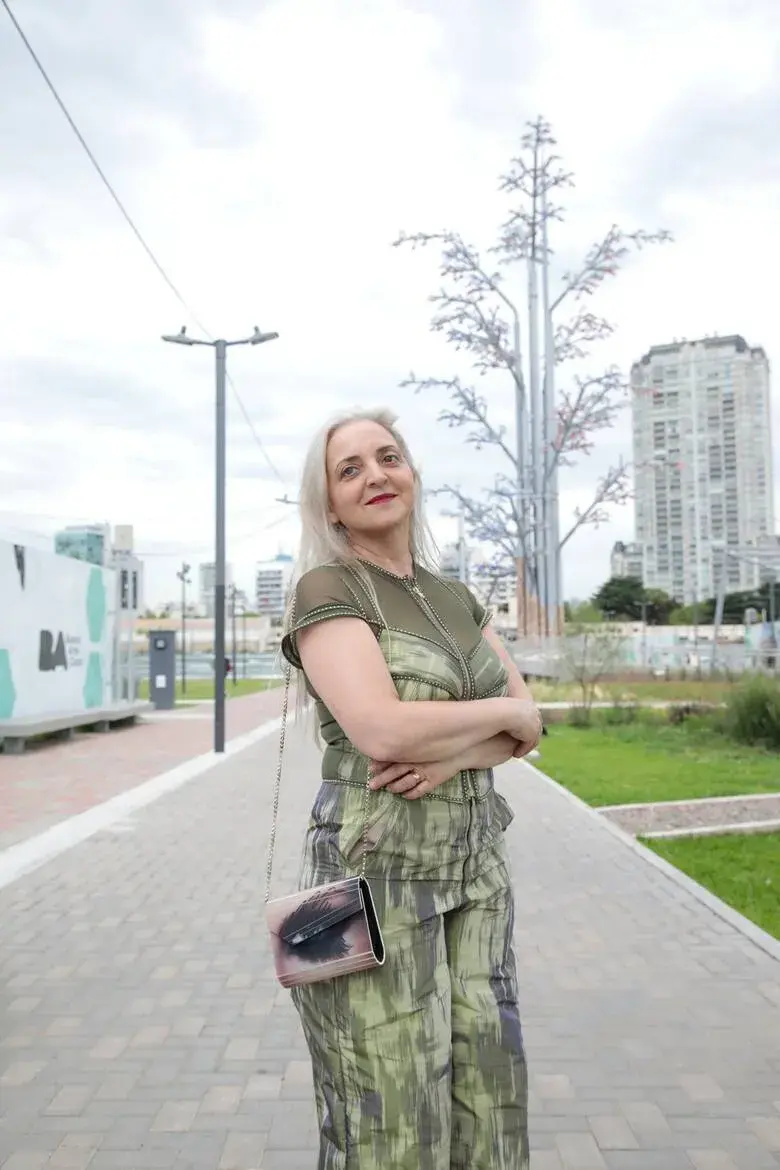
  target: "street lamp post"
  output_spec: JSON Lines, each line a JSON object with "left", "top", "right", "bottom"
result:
{"left": 229, "top": 585, "right": 238, "bottom": 689}
{"left": 162, "top": 325, "right": 279, "bottom": 752}
{"left": 176, "top": 561, "right": 191, "bottom": 695}
{"left": 242, "top": 603, "right": 248, "bottom": 680}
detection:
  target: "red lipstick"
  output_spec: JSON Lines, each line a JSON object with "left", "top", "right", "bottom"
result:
{"left": 366, "top": 493, "right": 397, "bottom": 505}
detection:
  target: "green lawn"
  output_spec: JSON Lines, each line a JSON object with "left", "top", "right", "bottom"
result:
{"left": 138, "top": 678, "right": 280, "bottom": 703}
{"left": 645, "top": 832, "right": 780, "bottom": 941}
{"left": 538, "top": 719, "right": 780, "bottom": 806}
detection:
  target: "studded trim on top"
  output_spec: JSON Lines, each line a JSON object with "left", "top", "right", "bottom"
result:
{"left": 287, "top": 559, "right": 509, "bottom": 803}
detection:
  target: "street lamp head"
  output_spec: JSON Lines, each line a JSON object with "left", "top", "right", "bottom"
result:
{"left": 162, "top": 326, "right": 197, "bottom": 346}
{"left": 250, "top": 327, "right": 280, "bottom": 346}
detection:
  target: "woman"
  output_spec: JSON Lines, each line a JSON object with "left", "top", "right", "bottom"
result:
{"left": 281, "top": 408, "right": 542, "bottom": 1170}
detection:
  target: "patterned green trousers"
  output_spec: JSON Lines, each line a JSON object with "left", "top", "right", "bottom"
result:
{"left": 291, "top": 778, "right": 529, "bottom": 1169}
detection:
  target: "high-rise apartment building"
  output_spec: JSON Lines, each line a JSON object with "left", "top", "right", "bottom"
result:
{"left": 631, "top": 335, "right": 773, "bottom": 603}
{"left": 255, "top": 554, "right": 294, "bottom": 617}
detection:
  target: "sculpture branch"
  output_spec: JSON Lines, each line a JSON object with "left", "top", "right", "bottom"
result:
{"left": 559, "top": 462, "right": 633, "bottom": 549}
{"left": 394, "top": 114, "right": 672, "bottom": 593}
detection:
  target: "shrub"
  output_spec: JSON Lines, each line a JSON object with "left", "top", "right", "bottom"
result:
{"left": 604, "top": 701, "right": 638, "bottom": 725}
{"left": 722, "top": 675, "right": 780, "bottom": 749}
{"left": 567, "top": 705, "right": 592, "bottom": 728}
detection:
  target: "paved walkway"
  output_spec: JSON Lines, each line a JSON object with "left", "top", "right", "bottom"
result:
{"left": 0, "top": 690, "right": 283, "bottom": 849}
{"left": 1, "top": 726, "right": 779, "bottom": 1170}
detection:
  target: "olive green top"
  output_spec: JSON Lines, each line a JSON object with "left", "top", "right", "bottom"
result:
{"left": 281, "top": 559, "right": 509, "bottom": 803}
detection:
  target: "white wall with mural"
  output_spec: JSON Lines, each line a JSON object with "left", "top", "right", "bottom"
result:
{"left": 0, "top": 540, "right": 117, "bottom": 721}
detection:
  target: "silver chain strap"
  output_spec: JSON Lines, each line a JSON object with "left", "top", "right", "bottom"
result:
{"left": 264, "top": 653, "right": 292, "bottom": 904}
{"left": 264, "top": 601, "right": 373, "bottom": 904}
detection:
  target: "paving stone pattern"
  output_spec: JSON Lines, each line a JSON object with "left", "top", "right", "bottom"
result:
{"left": 1, "top": 728, "right": 779, "bottom": 1169}
{"left": 604, "top": 795, "right": 780, "bottom": 837}
{"left": 0, "top": 690, "right": 283, "bottom": 850}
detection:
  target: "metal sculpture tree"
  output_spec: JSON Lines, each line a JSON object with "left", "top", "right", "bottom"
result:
{"left": 394, "top": 116, "right": 671, "bottom": 635}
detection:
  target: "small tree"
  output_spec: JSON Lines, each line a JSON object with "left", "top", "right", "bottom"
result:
{"left": 593, "top": 575, "right": 645, "bottom": 620}
{"left": 562, "top": 623, "right": 627, "bottom": 721}
{"left": 644, "top": 588, "right": 675, "bottom": 626}
{"left": 395, "top": 115, "right": 671, "bottom": 633}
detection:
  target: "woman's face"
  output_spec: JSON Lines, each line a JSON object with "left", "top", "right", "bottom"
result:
{"left": 325, "top": 419, "right": 416, "bottom": 541}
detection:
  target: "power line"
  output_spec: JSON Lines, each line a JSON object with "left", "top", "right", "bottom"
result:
{"left": 0, "top": 0, "right": 205, "bottom": 330}
{"left": 1, "top": 0, "right": 286, "bottom": 487}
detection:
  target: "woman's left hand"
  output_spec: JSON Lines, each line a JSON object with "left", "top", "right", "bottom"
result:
{"left": 369, "top": 757, "right": 457, "bottom": 800}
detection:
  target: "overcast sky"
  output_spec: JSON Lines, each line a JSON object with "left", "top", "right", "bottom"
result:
{"left": 2, "top": 0, "right": 778, "bottom": 606}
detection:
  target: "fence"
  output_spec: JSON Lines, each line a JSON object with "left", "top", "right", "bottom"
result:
{"left": 508, "top": 628, "right": 780, "bottom": 680}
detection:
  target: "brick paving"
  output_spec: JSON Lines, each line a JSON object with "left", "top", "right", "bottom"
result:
{"left": 0, "top": 690, "right": 283, "bottom": 850}
{"left": 1, "top": 727, "right": 779, "bottom": 1169}
{"left": 603, "top": 795, "right": 780, "bottom": 837}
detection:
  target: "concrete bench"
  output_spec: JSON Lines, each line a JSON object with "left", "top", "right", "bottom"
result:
{"left": 0, "top": 702, "right": 152, "bottom": 755}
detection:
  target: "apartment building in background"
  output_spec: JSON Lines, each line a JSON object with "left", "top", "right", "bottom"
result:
{"left": 610, "top": 540, "right": 644, "bottom": 581}
{"left": 438, "top": 541, "right": 470, "bottom": 585}
{"left": 255, "top": 553, "right": 294, "bottom": 618}
{"left": 631, "top": 334, "right": 774, "bottom": 603}
{"left": 199, "top": 561, "right": 233, "bottom": 618}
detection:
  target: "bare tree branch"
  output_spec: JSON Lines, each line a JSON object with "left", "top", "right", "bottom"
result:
{"left": 552, "top": 368, "right": 627, "bottom": 468}
{"left": 394, "top": 114, "right": 672, "bottom": 591}
{"left": 401, "top": 374, "right": 519, "bottom": 468}
{"left": 554, "top": 310, "right": 614, "bottom": 364}
{"left": 551, "top": 224, "right": 673, "bottom": 313}
{"left": 431, "top": 480, "right": 526, "bottom": 567}
{"left": 393, "top": 230, "right": 521, "bottom": 386}
{"left": 559, "top": 462, "right": 633, "bottom": 549}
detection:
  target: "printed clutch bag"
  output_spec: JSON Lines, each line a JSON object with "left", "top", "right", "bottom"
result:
{"left": 266, "top": 588, "right": 385, "bottom": 990}
{"left": 267, "top": 875, "right": 385, "bottom": 989}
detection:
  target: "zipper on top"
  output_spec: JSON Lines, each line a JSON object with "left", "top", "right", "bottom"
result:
{"left": 356, "top": 559, "right": 478, "bottom": 798}
{"left": 404, "top": 578, "right": 476, "bottom": 801}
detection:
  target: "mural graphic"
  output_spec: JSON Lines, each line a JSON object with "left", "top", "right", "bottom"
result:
{"left": 0, "top": 540, "right": 117, "bottom": 721}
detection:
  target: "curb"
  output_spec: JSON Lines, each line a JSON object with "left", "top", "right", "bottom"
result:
{"left": 519, "top": 759, "right": 780, "bottom": 965}
{"left": 598, "top": 791, "right": 780, "bottom": 812}
{"left": 640, "top": 818, "right": 780, "bottom": 840}
{"left": 0, "top": 714, "right": 286, "bottom": 892}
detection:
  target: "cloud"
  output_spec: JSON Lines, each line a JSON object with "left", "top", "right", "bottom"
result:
{"left": 1, "top": 0, "right": 778, "bottom": 607}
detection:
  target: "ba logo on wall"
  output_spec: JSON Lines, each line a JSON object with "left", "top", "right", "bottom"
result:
{"left": 1, "top": 541, "right": 114, "bottom": 720}
{"left": 38, "top": 630, "right": 84, "bottom": 672}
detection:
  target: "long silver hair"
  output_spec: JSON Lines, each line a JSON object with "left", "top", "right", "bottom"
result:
{"left": 282, "top": 409, "right": 438, "bottom": 707}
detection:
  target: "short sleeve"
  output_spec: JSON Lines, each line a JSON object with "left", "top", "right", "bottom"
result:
{"left": 280, "top": 564, "right": 379, "bottom": 670}
{"left": 465, "top": 585, "right": 492, "bottom": 630}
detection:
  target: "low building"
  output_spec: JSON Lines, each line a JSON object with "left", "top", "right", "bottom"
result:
{"left": 54, "top": 523, "right": 111, "bottom": 567}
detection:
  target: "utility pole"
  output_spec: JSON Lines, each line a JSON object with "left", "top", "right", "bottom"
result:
{"left": 176, "top": 562, "right": 191, "bottom": 695}
{"left": 242, "top": 603, "right": 248, "bottom": 680}
{"left": 162, "top": 325, "right": 279, "bottom": 752}
{"left": 527, "top": 136, "right": 546, "bottom": 640}
{"left": 541, "top": 177, "right": 560, "bottom": 638}
{"left": 511, "top": 308, "right": 530, "bottom": 639}
{"left": 457, "top": 505, "right": 468, "bottom": 584}
{"left": 442, "top": 496, "right": 469, "bottom": 585}
{"left": 229, "top": 585, "right": 238, "bottom": 689}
